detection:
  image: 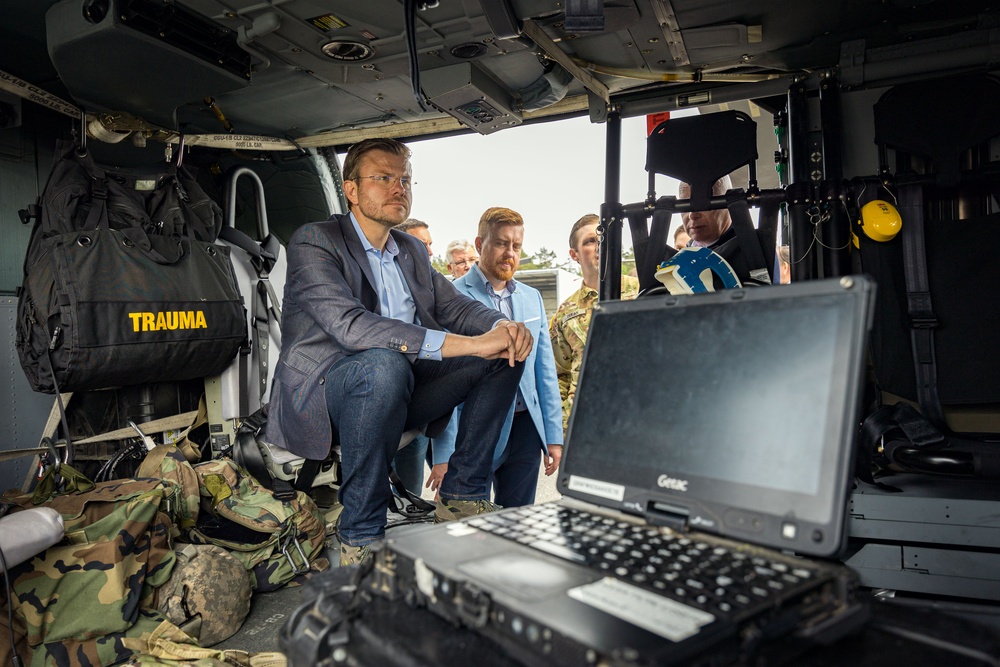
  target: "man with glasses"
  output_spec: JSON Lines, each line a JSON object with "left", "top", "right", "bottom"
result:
{"left": 267, "top": 138, "right": 533, "bottom": 567}
{"left": 445, "top": 239, "right": 477, "bottom": 279}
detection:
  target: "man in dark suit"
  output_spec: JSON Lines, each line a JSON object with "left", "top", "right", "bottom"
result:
{"left": 267, "top": 138, "right": 532, "bottom": 566}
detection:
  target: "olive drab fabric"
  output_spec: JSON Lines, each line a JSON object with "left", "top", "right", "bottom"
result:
{"left": 171, "top": 395, "right": 209, "bottom": 464}
{"left": 136, "top": 445, "right": 202, "bottom": 532}
{"left": 121, "top": 620, "right": 286, "bottom": 666}
{"left": 30, "top": 461, "right": 95, "bottom": 505}
{"left": 549, "top": 276, "right": 640, "bottom": 432}
{"left": 0, "top": 478, "right": 180, "bottom": 667}
{"left": 184, "top": 458, "right": 329, "bottom": 591}
{"left": 155, "top": 544, "right": 253, "bottom": 646}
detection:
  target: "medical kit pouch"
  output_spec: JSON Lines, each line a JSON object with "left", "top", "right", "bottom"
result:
{"left": 16, "top": 139, "right": 246, "bottom": 394}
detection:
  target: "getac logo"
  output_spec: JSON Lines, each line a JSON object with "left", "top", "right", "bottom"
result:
{"left": 657, "top": 475, "right": 689, "bottom": 492}
{"left": 128, "top": 310, "right": 208, "bottom": 332}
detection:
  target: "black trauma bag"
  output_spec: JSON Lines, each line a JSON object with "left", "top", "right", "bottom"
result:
{"left": 16, "top": 140, "right": 247, "bottom": 393}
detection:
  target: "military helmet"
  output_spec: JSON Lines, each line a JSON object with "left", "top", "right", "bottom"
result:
{"left": 157, "top": 543, "right": 253, "bottom": 646}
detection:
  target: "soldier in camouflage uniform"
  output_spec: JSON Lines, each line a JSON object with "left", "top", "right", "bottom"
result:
{"left": 549, "top": 214, "right": 640, "bottom": 433}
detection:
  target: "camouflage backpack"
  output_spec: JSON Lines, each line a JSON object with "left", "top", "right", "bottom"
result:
{"left": 0, "top": 475, "right": 179, "bottom": 667}
{"left": 178, "top": 458, "right": 329, "bottom": 591}
{"left": 136, "top": 445, "right": 202, "bottom": 532}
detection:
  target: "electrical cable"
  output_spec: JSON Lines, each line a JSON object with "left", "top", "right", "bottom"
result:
{"left": 94, "top": 439, "right": 147, "bottom": 482}
{"left": 404, "top": 0, "right": 429, "bottom": 111}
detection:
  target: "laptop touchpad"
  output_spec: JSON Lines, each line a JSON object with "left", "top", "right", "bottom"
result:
{"left": 458, "top": 554, "right": 594, "bottom": 601}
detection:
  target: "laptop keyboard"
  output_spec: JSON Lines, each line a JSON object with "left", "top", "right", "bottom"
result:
{"left": 465, "top": 504, "right": 825, "bottom": 619}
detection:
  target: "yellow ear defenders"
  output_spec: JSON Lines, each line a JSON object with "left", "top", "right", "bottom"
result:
{"left": 855, "top": 199, "right": 902, "bottom": 245}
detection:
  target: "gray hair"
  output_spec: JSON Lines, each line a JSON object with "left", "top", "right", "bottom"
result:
{"left": 394, "top": 218, "right": 428, "bottom": 232}
{"left": 446, "top": 239, "right": 473, "bottom": 261}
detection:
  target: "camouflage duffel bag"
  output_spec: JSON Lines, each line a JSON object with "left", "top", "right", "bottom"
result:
{"left": 184, "top": 458, "right": 329, "bottom": 592}
{"left": 0, "top": 474, "right": 180, "bottom": 667}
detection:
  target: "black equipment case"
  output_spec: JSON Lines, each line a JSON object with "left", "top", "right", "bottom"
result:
{"left": 281, "top": 550, "right": 1000, "bottom": 667}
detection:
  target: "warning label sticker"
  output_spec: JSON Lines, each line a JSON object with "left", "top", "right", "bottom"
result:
{"left": 569, "top": 578, "right": 716, "bottom": 642}
{"left": 308, "top": 14, "right": 349, "bottom": 32}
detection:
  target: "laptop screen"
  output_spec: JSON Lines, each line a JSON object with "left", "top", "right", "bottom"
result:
{"left": 562, "top": 278, "right": 872, "bottom": 557}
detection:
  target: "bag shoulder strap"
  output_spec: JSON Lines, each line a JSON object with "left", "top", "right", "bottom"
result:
{"left": 898, "top": 183, "right": 947, "bottom": 429}
{"left": 727, "top": 193, "right": 772, "bottom": 284}
{"left": 233, "top": 410, "right": 297, "bottom": 501}
{"left": 388, "top": 468, "right": 435, "bottom": 516}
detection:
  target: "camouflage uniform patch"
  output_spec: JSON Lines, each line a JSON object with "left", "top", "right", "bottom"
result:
{"left": 549, "top": 276, "right": 639, "bottom": 433}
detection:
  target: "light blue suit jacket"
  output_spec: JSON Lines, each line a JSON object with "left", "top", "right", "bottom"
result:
{"left": 433, "top": 265, "right": 564, "bottom": 467}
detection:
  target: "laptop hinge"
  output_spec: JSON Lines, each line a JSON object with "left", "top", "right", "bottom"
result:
{"left": 645, "top": 501, "right": 690, "bottom": 532}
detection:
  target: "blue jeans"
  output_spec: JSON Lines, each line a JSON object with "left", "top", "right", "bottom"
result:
{"left": 492, "top": 411, "right": 543, "bottom": 507}
{"left": 326, "top": 349, "right": 522, "bottom": 547}
{"left": 392, "top": 434, "right": 429, "bottom": 494}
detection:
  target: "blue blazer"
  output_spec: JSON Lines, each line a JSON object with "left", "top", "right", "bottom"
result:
{"left": 266, "top": 213, "right": 503, "bottom": 459}
{"left": 433, "top": 265, "right": 564, "bottom": 467}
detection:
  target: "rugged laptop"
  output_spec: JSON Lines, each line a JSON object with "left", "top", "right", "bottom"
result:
{"left": 374, "top": 276, "right": 874, "bottom": 666}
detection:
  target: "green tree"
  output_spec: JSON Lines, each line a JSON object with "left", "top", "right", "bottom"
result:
{"left": 560, "top": 260, "right": 582, "bottom": 277}
{"left": 622, "top": 246, "right": 636, "bottom": 276}
{"left": 431, "top": 254, "right": 449, "bottom": 274}
{"left": 519, "top": 247, "right": 560, "bottom": 271}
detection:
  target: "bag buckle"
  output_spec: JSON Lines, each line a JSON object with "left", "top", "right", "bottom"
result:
{"left": 281, "top": 533, "right": 310, "bottom": 575}
{"left": 910, "top": 315, "right": 938, "bottom": 329}
{"left": 749, "top": 267, "right": 772, "bottom": 285}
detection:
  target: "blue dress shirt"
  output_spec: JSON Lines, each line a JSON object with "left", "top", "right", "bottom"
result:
{"left": 350, "top": 214, "right": 445, "bottom": 360}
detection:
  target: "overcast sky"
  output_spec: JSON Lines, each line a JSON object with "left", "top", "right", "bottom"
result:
{"left": 393, "top": 113, "right": 684, "bottom": 262}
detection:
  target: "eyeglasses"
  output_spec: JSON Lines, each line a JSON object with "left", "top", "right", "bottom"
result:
{"left": 451, "top": 260, "right": 473, "bottom": 268}
{"left": 356, "top": 175, "right": 414, "bottom": 190}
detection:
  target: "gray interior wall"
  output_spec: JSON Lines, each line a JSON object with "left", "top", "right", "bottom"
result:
{"left": 0, "top": 105, "right": 67, "bottom": 492}
{"left": 839, "top": 87, "right": 887, "bottom": 182}
{"left": 0, "top": 297, "right": 56, "bottom": 494}
{"left": 0, "top": 105, "right": 65, "bottom": 294}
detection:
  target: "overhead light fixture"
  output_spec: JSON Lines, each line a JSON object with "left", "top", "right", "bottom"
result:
{"left": 321, "top": 40, "right": 374, "bottom": 61}
{"left": 450, "top": 42, "right": 488, "bottom": 59}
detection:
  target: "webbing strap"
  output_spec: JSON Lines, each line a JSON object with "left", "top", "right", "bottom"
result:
{"left": 640, "top": 208, "right": 675, "bottom": 293}
{"left": 232, "top": 413, "right": 283, "bottom": 495}
{"left": 388, "top": 468, "right": 435, "bottom": 515}
{"left": 857, "top": 402, "right": 1000, "bottom": 480}
{"left": 898, "top": 184, "right": 947, "bottom": 429}
{"left": 10, "top": 394, "right": 70, "bottom": 489}
{"left": 0, "top": 68, "right": 79, "bottom": 118}
{"left": 73, "top": 411, "right": 198, "bottom": 444}
{"left": 219, "top": 226, "right": 281, "bottom": 411}
{"left": 856, "top": 402, "right": 946, "bottom": 489}
{"left": 728, "top": 195, "right": 771, "bottom": 284}
{"left": 253, "top": 279, "right": 271, "bottom": 405}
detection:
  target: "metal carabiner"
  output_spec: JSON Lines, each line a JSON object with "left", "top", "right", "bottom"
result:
{"left": 281, "top": 533, "right": 310, "bottom": 575}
